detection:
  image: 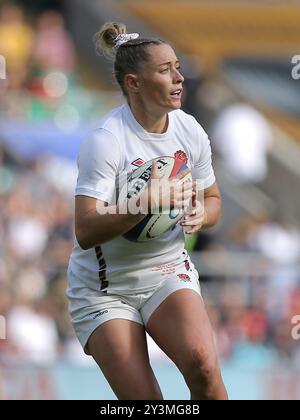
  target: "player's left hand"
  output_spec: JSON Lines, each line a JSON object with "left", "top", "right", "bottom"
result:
{"left": 180, "top": 198, "right": 207, "bottom": 235}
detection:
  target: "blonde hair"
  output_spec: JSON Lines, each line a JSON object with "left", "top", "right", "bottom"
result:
{"left": 93, "top": 21, "right": 166, "bottom": 96}
{"left": 93, "top": 21, "right": 127, "bottom": 58}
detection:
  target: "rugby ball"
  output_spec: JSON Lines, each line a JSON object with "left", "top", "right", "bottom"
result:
{"left": 118, "top": 156, "right": 191, "bottom": 242}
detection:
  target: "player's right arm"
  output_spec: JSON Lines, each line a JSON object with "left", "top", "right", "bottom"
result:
{"left": 75, "top": 195, "right": 146, "bottom": 249}
{"left": 75, "top": 163, "right": 193, "bottom": 249}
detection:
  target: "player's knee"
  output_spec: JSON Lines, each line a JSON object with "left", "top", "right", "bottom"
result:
{"left": 182, "top": 347, "right": 222, "bottom": 393}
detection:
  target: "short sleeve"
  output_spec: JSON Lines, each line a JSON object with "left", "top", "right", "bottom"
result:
{"left": 75, "top": 129, "right": 121, "bottom": 204}
{"left": 191, "top": 123, "right": 216, "bottom": 190}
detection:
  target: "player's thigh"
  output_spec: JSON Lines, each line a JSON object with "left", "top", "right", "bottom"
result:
{"left": 88, "top": 319, "right": 163, "bottom": 400}
{"left": 146, "top": 289, "right": 219, "bottom": 373}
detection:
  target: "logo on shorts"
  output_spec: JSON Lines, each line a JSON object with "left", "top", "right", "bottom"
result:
{"left": 92, "top": 310, "right": 108, "bottom": 319}
{"left": 177, "top": 274, "right": 191, "bottom": 282}
{"left": 184, "top": 259, "right": 191, "bottom": 272}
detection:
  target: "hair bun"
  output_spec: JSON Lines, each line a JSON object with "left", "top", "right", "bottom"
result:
{"left": 93, "top": 21, "right": 127, "bottom": 57}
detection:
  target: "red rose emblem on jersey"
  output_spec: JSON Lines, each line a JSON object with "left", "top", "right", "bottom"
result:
{"left": 174, "top": 150, "right": 188, "bottom": 164}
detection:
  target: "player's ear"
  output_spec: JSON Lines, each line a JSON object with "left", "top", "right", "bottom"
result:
{"left": 124, "top": 73, "right": 140, "bottom": 94}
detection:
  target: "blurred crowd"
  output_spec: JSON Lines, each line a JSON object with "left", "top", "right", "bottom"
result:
{"left": 0, "top": 1, "right": 75, "bottom": 90}
{"left": 0, "top": 1, "right": 300, "bottom": 374}
{"left": 0, "top": 1, "right": 118, "bottom": 365}
{"left": 205, "top": 212, "right": 300, "bottom": 369}
{"left": 0, "top": 1, "right": 120, "bottom": 154}
{"left": 0, "top": 143, "right": 75, "bottom": 363}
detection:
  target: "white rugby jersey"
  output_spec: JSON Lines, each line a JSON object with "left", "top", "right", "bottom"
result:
{"left": 67, "top": 103, "right": 215, "bottom": 294}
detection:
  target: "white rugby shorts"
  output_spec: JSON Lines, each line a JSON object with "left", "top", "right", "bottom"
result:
{"left": 67, "top": 254, "right": 201, "bottom": 354}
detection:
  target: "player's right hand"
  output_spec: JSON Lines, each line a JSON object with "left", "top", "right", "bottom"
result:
{"left": 145, "top": 160, "right": 195, "bottom": 214}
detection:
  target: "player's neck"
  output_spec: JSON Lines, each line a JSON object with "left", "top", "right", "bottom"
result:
{"left": 128, "top": 101, "right": 168, "bottom": 134}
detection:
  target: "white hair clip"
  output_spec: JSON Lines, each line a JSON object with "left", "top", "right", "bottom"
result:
{"left": 115, "top": 33, "right": 140, "bottom": 48}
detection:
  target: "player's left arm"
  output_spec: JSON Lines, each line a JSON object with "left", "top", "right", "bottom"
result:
{"left": 180, "top": 182, "right": 222, "bottom": 234}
